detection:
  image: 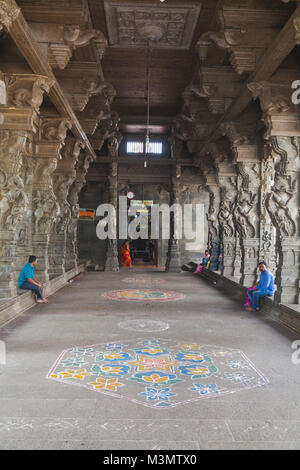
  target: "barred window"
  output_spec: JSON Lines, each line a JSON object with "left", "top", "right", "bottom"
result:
{"left": 147, "top": 142, "right": 163, "bottom": 154}
{"left": 126, "top": 141, "right": 144, "bottom": 153}
{"left": 126, "top": 141, "right": 163, "bottom": 155}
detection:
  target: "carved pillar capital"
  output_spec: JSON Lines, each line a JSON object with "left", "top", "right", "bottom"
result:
{"left": 0, "top": 1, "right": 20, "bottom": 32}
{"left": 5, "top": 74, "right": 53, "bottom": 112}
{"left": 248, "top": 81, "right": 300, "bottom": 138}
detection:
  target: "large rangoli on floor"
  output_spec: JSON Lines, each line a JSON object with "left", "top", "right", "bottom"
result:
{"left": 47, "top": 339, "right": 269, "bottom": 409}
{"left": 102, "top": 289, "right": 185, "bottom": 302}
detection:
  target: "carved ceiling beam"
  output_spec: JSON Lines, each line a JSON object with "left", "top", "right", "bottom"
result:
{"left": 17, "top": 0, "right": 90, "bottom": 26}
{"left": 197, "top": 4, "right": 292, "bottom": 75}
{"left": 1, "top": 0, "right": 96, "bottom": 159}
{"left": 196, "top": 4, "right": 300, "bottom": 159}
{"left": 28, "top": 22, "right": 107, "bottom": 71}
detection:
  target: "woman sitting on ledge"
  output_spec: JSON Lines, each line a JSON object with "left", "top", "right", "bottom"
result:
{"left": 194, "top": 250, "right": 211, "bottom": 274}
{"left": 121, "top": 241, "right": 133, "bottom": 268}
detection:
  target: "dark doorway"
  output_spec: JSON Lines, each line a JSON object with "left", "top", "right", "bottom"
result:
{"left": 130, "top": 239, "right": 158, "bottom": 266}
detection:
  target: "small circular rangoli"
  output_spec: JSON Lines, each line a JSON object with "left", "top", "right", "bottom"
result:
{"left": 102, "top": 289, "right": 185, "bottom": 302}
{"left": 118, "top": 320, "right": 170, "bottom": 332}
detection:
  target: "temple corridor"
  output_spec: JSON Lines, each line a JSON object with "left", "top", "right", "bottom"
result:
{"left": 0, "top": 269, "right": 299, "bottom": 450}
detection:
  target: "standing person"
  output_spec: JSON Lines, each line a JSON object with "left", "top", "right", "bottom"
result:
{"left": 247, "top": 261, "right": 275, "bottom": 312}
{"left": 194, "top": 250, "right": 211, "bottom": 274}
{"left": 18, "top": 256, "right": 49, "bottom": 304}
{"left": 121, "top": 241, "right": 133, "bottom": 268}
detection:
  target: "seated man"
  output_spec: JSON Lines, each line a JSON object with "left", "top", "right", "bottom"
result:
{"left": 18, "top": 256, "right": 49, "bottom": 304}
{"left": 247, "top": 261, "right": 275, "bottom": 312}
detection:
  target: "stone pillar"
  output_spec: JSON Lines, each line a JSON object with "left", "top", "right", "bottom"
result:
{"left": 219, "top": 121, "right": 262, "bottom": 285}
{"left": 259, "top": 143, "right": 277, "bottom": 274}
{"left": 248, "top": 81, "right": 300, "bottom": 303}
{"left": 235, "top": 158, "right": 261, "bottom": 286}
{"left": 0, "top": 130, "right": 28, "bottom": 297}
{"left": 49, "top": 138, "right": 85, "bottom": 278}
{"left": 0, "top": 73, "right": 51, "bottom": 297}
{"left": 267, "top": 137, "right": 300, "bottom": 304}
{"left": 104, "top": 162, "right": 119, "bottom": 272}
{"left": 199, "top": 158, "right": 221, "bottom": 271}
{"left": 32, "top": 117, "right": 72, "bottom": 283}
{"left": 165, "top": 165, "right": 181, "bottom": 272}
{"left": 212, "top": 144, "right": 238, "bottom": 280}
{"left": 67, "top": 151, "right": 93, "bottom": 272}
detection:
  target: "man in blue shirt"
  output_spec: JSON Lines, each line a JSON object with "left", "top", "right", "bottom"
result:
{"left": 18, "top": 256, "right": 49, "bottom": 304}
{"left": 247, "top": 261, "right": 275, "bottom": 311}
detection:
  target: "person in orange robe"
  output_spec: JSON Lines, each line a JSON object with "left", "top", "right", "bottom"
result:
{"left": 121, "top": 241, "right": 133, "bottom": 267}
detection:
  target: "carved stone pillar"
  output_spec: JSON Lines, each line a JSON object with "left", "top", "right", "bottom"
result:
{"left": 220, "top": 120, "right": 262, "bottom": 285}
{"left": 104, "top": 162, "right": 119, "bottom": 272}
{"left": 66, "top": 150, "right": 94, "bottom": 271}
{"left": 266, "top": 137, "right": 300, "bottom": 304}
{"left": 248, "top": 81, "right": 300, "bottom": 303}
{"left": 213, "top": 148, "right": 238, "bottom": 280}
{"left": 200, "top": 158, "right": 221, "bottom": 271}
{"left": 165, "top": 165, "right": 181, "bottom": 273}
{"left": 0, "top": 73, "right": 51, "bottom": 297}
{"left": 49, "top": 138, "right": 85, "bottom": 278}
{"left": 259, "top": 143, "right": 277, "bottom": 274}
{"left": 0, "top": 130, "right": 28, "bottom": 297}
{"left": 32, "top": 117, "right": 72, "bottom": 283}
{"left": 206, "top": 183, "right": 221, "bottom": 271}
{"left": 235, "top": 157, "right": 261, "bottom": 286}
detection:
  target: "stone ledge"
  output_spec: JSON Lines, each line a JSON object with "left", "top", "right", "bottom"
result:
{"left": 0, "top": 264, "right": 85, "bottom": 328}
{"left": 198, "top": 268, "right": 300, "bottom": 335}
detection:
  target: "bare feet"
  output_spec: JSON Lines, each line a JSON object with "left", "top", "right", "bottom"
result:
{"left": 43, "top": 299, "right": 49, "bottom": 304}
{"left": 36, "top": 299, "right": 44, "bottom": 304}
{"left": 245, "top": 306, "right": 253, "bottom": 312}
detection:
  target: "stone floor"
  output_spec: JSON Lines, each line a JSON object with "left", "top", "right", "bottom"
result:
{"left": 0, "top": 268, "right": 299, "bottom": 450}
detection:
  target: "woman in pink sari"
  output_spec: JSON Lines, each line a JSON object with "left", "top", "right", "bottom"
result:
{"left": 195, "top": 250, "right": 211, "bottom": 274}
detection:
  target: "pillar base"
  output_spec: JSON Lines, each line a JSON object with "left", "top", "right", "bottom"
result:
{"left": 165, "top": 239, "right": 181, "bottom": 273}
